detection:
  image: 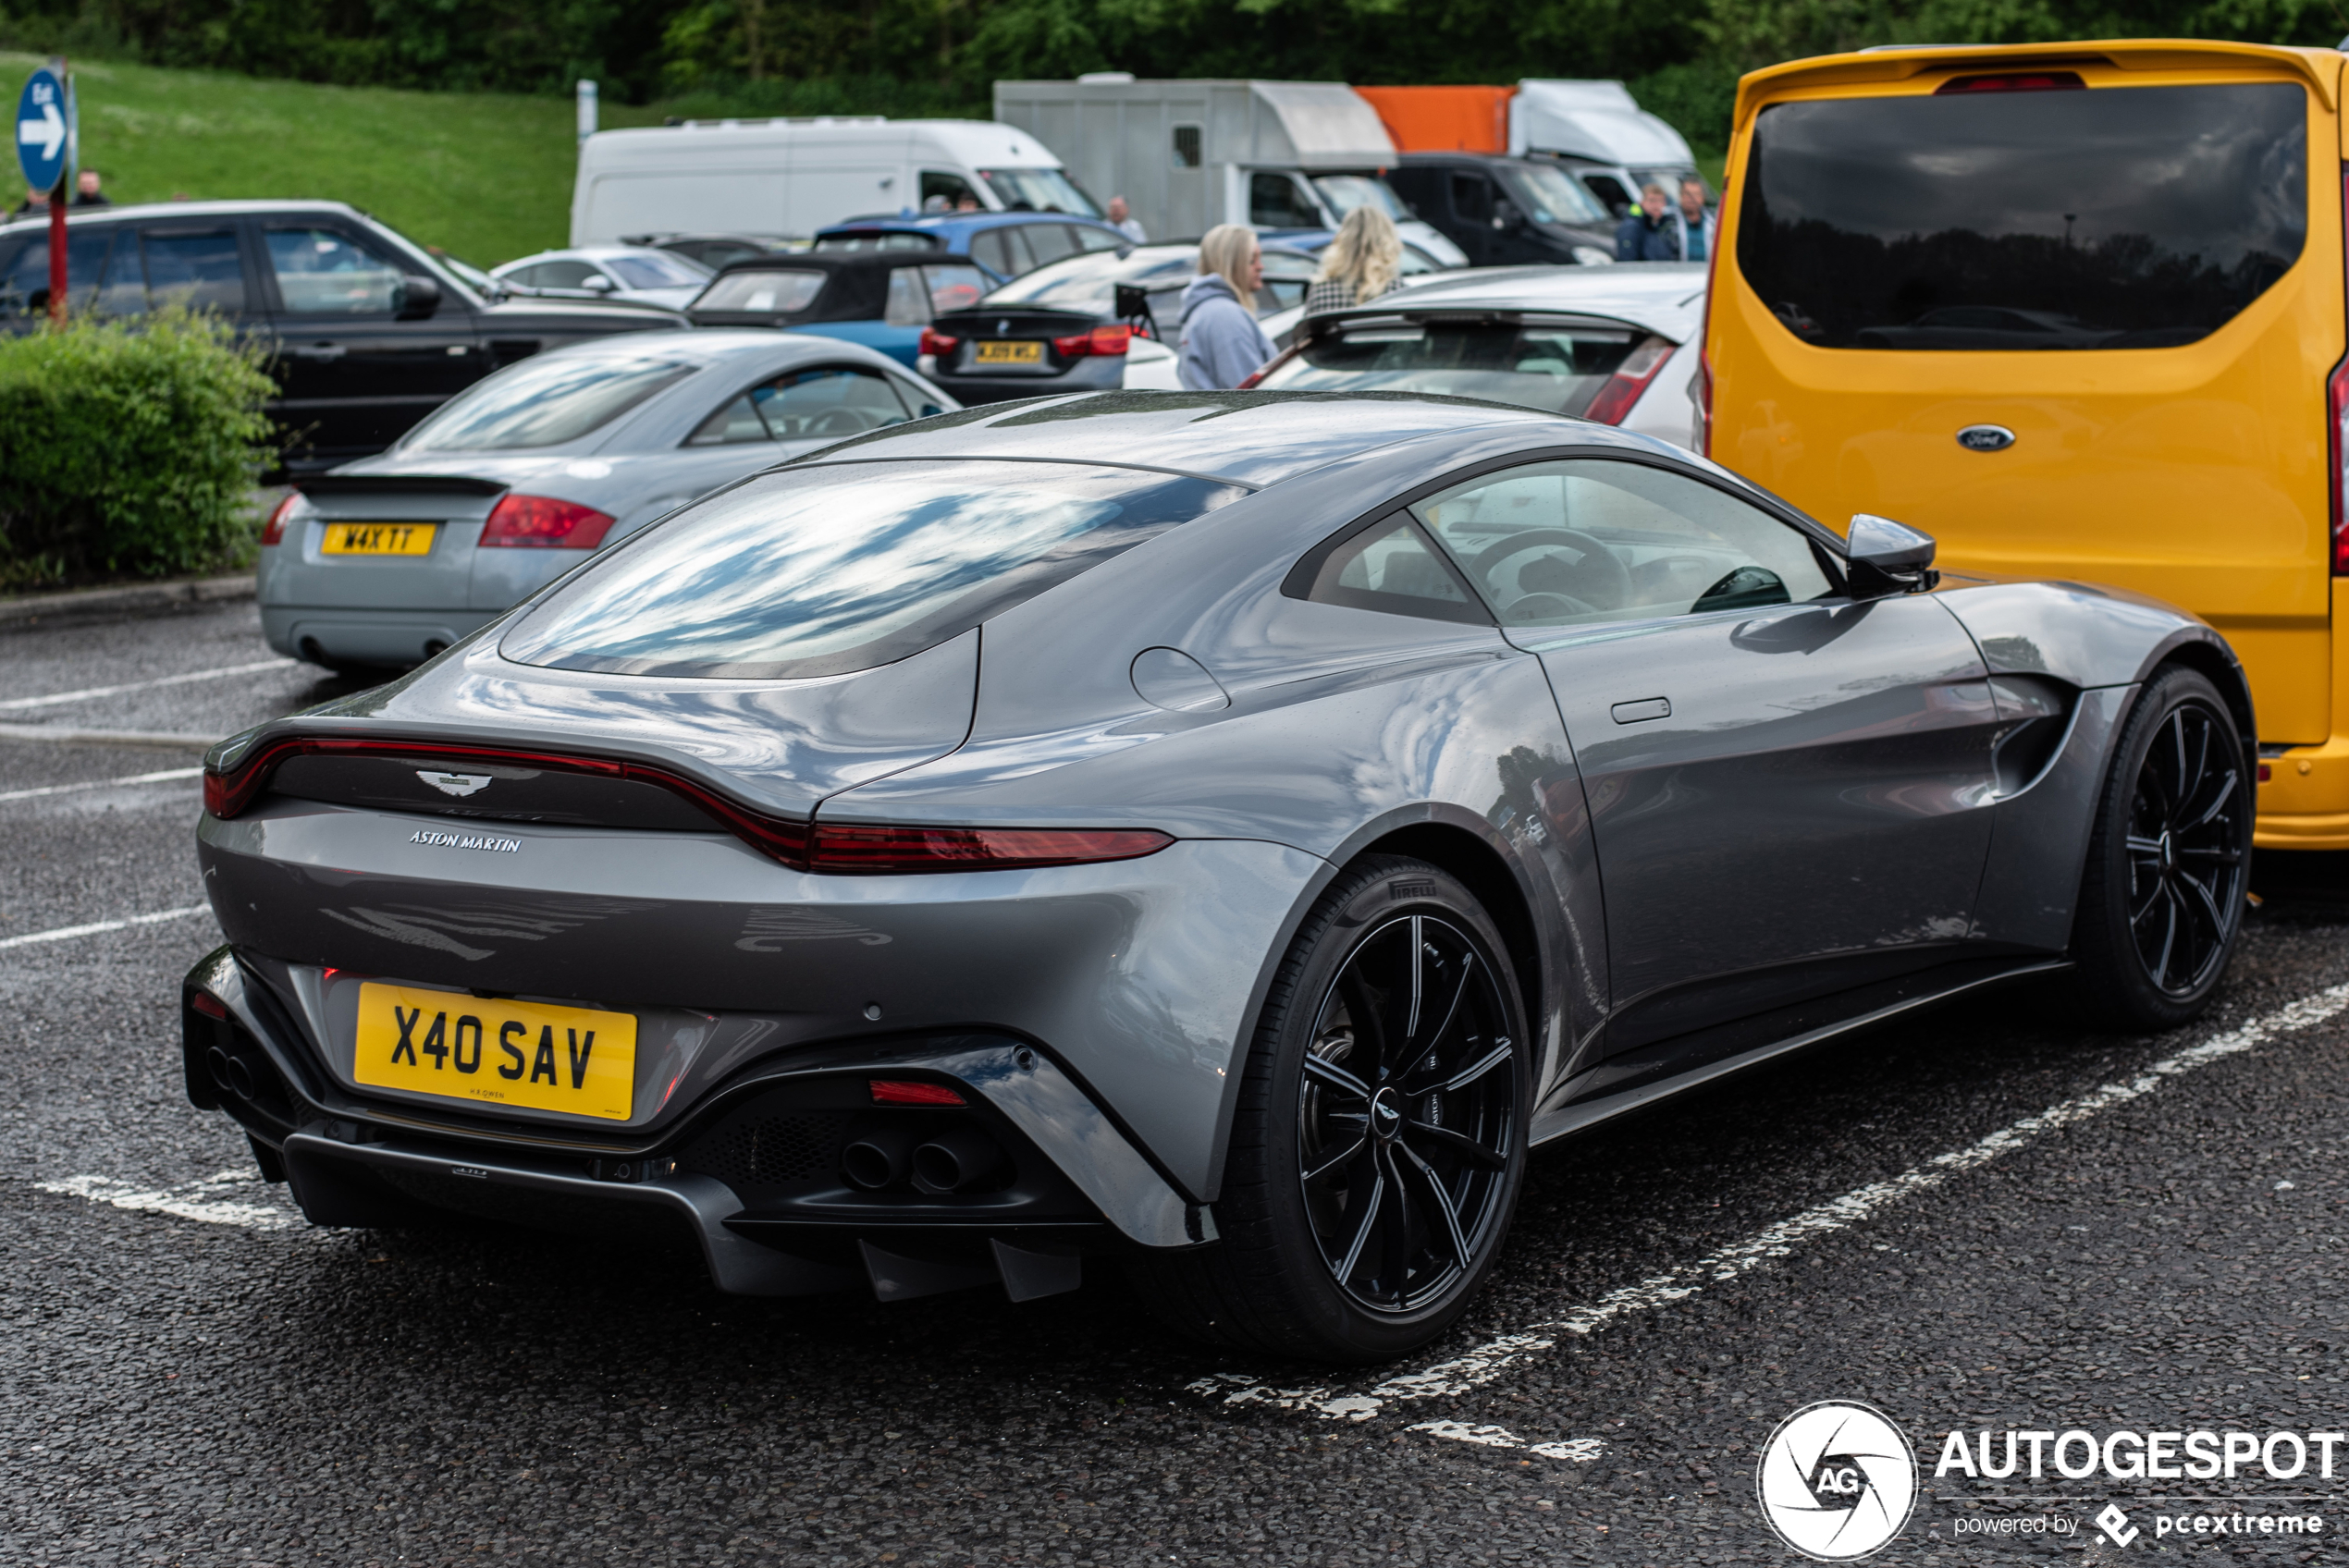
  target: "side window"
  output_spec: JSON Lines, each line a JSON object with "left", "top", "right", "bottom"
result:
{"left": 923, "top": 263, "right": 986, "bottom": 315}
{"left": 884, "top": 266, "right": 932, "bottom": 325}
{"left": 1412, "top": 459, "right": 1835, "bottom": 630}
{"left": 888, "top": 374, "right": 946, "bottom": 419}
{"left": 685, "top": 394, "right": 773, "bottom": 447}
{"left": 1249, "top": 172, "right": 1320, "bottom": 228}
{"left": 920, "top": 170, "right": 980, "bottom": 211}
{"left": 143, "top": 229, "right": 249, "bottom": 312}
{"left": 1302, "top": 516, "right": 1487, "bottom": 625}
{"left": 1172, "top": 125, "right": 1203, "bottom": 168}
{"left": 535, "top": 260, "right": 603, "bottom": 289}
{"left": 93, "top": 232, "right": 148, "bottom": 316}
{"left": 1450, "top": 172, "right": 1493, "bottom": 225}
{"left": 1022, "top": 223, "right": 1079, "bottom": 268}
{"left": 264, "top": 227, "right": 397, "bottom": 314}
{"left": 969, "top": 229, "right": 1012, "bottom": 277}
{"left": 752, "top": 366, "right": 915, "bottom": 438}
{"left": 1582, "top": 173, "right": 1632, "bottom": 217}
{"left": 1074, "top": 225, "right": 1125, "bottom": 252}
{"left": 0, "top": 227, "right": 117, "bottom": 316}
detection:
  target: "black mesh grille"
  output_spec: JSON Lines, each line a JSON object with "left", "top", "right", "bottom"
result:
{"left": 679, "top": 1107, "right": 856, "bottom": 1193}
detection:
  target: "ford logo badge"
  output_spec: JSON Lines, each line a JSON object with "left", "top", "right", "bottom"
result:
{"left": 1957, "top": 424, "right": 2016, "bottom": 452}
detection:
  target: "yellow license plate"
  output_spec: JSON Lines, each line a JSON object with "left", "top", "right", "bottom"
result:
{"left": 974, "top": 339, "right": 1044, "bottom": 365}
{"left": 322, "top": 521, "right": 437, "bottom": 556}
{"left": 352, "top": 982, "right": 635, "bottom": 1120}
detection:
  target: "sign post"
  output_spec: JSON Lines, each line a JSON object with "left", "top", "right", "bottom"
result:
{"left": 16, "top": 60, "right": 75, "bottom": 325}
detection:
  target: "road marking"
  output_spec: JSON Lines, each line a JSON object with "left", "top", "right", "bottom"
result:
{"left": 35, "top": 1170, "right": 298, "bottom": 1231}
{"left": 1406, "top": 1421, "right": 1605, "bottom": 1462}
{"left": 0, "top": 722, "right": 220, "bottom": 749}
{"left": 0, "top": 905, "right": 213, "bottom": 950}
{"left": 1192, "top": 981, "right": 2349, "bottom": 1424}
{"left": 0, "top": 766, "right": 202, "bottom": 802}
{"left": 0, "top": 658, "right": 296, "bottom": 711}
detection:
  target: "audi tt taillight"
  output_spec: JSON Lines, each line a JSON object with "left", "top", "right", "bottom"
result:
{"left": 1582, "top": 336, "right": 1676, "bottom": 426}
{"left": 918, "top": 325, "right": 960, "bottom": 358}
{"left": 479, "top": 493, "right": 616, "bottom": 549}
{"left": 260, "top": 492, "right": 310, "bottom": 547}
{"left": 1052, "top": 324, "right": 1132, "bottom": 358}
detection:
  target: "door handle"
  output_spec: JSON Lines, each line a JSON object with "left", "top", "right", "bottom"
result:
{"left": 288, "top": 342, "right": 346, "bottom": 361}
{"left": 1610, "top": 697, "right": 1671, "bottom": 725}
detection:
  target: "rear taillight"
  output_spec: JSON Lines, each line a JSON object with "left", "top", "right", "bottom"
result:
{"left": 1582, "top": 336, "right": 1676, "bottom": 426}
{"left": 260, "top": 492, "right": 309, "bottom": 547}
{"left": 1052, "top": 324, "right": 1132, "bottom": 358}
{"left": 2331, "top": 351, "right": 2348, "bottom": 574}
{"left": 918, "top": 325, "right": 960, "bottom": 358}
{"left": 189, "top": 990, "right": 229, "bottom": 1020}
{"left": 479, "top": 493, "right": 616, "bottom": 550}
{"left": 809, "top": 825, "right": 1172, "bottom": 874}
{"left": 202, "top": 735, "right": 1174, "bottom": 873}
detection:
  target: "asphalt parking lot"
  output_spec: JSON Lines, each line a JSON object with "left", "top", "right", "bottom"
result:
{"left": 7, "top": 597, "right": 2349, "bottom": 1566}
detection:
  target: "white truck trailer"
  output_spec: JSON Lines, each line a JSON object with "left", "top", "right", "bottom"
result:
{"left": 991, "top": 76, "right": 1466, "bottom": 264}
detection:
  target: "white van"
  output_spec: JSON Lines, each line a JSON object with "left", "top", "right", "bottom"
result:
{"left": 1508, "top": 80, "right": 1702, "bottom": 218}
{"left": 570, "top": 117, "right": 1101, "bottom": 247}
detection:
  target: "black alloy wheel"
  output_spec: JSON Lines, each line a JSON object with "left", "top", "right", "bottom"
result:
{"left": 2072, "top": 667, "right": 2251, "bottom": 1029}
{"left": 1135, "top": 855, "right": 1531, "bottom": 1362}
{"left": 1297, "top": 913, "right": 1517, "bottom": 1315}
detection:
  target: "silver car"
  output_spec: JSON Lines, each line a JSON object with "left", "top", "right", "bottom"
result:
{"left": 257, "top": 330, "right": 957, "bottom": 671}
{"left": 489, "top": 245, "right": 716, "bottom": 311}
{"left": 194, "top": 393, "right": 2252, "bottom": 1361}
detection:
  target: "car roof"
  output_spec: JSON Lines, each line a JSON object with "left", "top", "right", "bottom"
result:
{"left": 0, "top": 197, "right": 364, "bottom": 231}
{"left": 821, "top": 211, "right": 1116, "bottom": 237}
{"left": 1331, "top": 263, "right": 1708, "bottom": 339}
{"left": 522, "top": 327, "right": 901, "bottom": 367}
{"left": 710, "top": 250, "right": 978, "bottom": 277}
{"left": 793, "top": 389, "right": 1568, "bottom": 487}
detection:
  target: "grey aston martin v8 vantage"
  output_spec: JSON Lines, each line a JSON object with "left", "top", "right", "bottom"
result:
{"left": 185, "top": 392, "right": 2254, "bottom": 1361}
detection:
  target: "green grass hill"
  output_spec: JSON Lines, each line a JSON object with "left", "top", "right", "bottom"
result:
{"left": 3, "top": 52, "right": 666, "bottom": 267}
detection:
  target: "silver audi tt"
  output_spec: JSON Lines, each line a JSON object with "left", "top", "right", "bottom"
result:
{"left": 188, "top": 393, "right": 2253, "bottom": 1361}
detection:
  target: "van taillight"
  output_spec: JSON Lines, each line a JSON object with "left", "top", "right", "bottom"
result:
{"left": 2331, "top": 353, "right": 2349, "bottom": 574}
{"left": 1935, "top": 71, "right": 2086, "bottom": 94}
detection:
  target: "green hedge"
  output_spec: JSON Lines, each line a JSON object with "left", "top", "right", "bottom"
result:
{"left": 0, "top": 311, "right": 277, "bottom": 591}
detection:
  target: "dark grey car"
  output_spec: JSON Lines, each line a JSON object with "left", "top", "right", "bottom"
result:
{"left": 185, "top": 393, "right": 2254, "bottom": 1361}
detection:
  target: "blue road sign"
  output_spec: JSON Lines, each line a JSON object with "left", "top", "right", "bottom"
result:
{"left": 17, "top": 66, "right": 71, "bottom": 193}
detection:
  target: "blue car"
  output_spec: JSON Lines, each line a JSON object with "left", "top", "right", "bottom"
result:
{"left": 814, "top": 210, "right": 1133, "bottom": 288}
{"left": 685, "top": 252, "right": 989, "bottom": 370}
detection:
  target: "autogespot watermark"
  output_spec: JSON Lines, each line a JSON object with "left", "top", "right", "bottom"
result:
{"left": 1752, "top": 1407, "right": 2337, "bottom": 1555}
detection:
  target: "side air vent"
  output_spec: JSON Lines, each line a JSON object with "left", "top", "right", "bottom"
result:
{"left": 1989, "top": 674, "right": 2077, "bottom": 798}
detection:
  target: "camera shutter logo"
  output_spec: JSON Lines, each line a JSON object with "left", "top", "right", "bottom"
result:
{"left": 1755, "top": 1401, "right": 1918, "bottom": 1560}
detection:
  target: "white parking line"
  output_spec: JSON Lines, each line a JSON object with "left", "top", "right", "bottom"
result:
{"left": 35, "top": 1170, "right": 299, "bottom": 1231}
{"left": 1192, "top": 980, "right": 2349, "bottom": 1426}
{"left": 0, "top": 722, "right": 221, "bottom": 749}
{"left": 0, "top": 905, "right": 213, "bottom": 950}
{"left": 0, "top": 658, "right": 296, "bottom": 712}
{"left": 0, "top": 766, "right": 202, "bottom": 802}
{"left": 1406, "top": 1421, "right": 1605, "bottom": 1462}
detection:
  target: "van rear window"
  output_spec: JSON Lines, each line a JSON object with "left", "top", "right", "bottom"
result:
{"left": 1737, "top": 82, "right": 2306, "bottom": 350}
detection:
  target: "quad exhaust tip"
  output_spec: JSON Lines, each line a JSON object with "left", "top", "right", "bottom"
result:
{"left": 840, "top": 1120, "right": 1006, "bottom": 1194}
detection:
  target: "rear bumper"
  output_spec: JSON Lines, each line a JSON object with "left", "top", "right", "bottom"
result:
{"left": 261, "top": 606, "right": 496, "bottom": 666}
{"left": 183, "top": 944, "right": 1213, "bottom": 1297}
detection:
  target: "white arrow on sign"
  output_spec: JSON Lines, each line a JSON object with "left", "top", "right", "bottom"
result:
{"left": 18, "top": 99, "right": 62, "bottom": 160}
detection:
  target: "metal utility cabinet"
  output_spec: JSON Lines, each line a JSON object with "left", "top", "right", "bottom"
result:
{"left": 992, "top": 77, "right": 1394, "bottom": 242}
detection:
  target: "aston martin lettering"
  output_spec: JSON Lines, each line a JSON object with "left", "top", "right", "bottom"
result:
{"left": 408, "top": 829, "right": 521, "bottom": 852}
{"left": 417, "top": 770, "right": 492, "bottom": 797}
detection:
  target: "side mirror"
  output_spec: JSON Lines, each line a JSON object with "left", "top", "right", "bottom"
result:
{"left": 394, "top": 275, "right": 442, "bottom": 319}
{"left": 1492, "top": 198, "right": 1523, "bottom": 231}
{"left": 1845, "top": 513, "right": 1938, "bottom": 598}
{"left": 581, "top": 275, "right": 617, "bottom": 294}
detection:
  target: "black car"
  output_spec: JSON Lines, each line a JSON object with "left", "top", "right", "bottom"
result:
{"left": 0, "top": 200, "right": 683, "bottom": 472}
{"left": 1384, "top": 153, "right": 1622, "bottom": 269}
{"left": 916, "top": 241, "right": 1320, "bottom": 406}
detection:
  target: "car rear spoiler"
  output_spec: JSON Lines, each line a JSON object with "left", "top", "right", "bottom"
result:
{"left": 291, "top": 475, "right": 511, "bottom": 497}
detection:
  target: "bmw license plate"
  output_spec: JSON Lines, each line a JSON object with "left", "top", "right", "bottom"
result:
{"left": 974, "top": 340, "right": 1044, "bottom": 366}
{"left": 322, "top": 521, "right": 437, "bottom": 556}
{"left": 351, "top": 982, "right": 636, "bottom": 1120}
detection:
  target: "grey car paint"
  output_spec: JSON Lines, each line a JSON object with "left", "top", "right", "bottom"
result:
{"left": 259, "top": 329, "right": 957, "bottom": 668}
{"left": 191, "top": 392, "right": 2250, "bottom": 1291}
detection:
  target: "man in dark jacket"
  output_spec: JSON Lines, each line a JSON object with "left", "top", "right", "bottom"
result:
{"left": 1615, "top": 183, "right": 1680, "bottom": 263}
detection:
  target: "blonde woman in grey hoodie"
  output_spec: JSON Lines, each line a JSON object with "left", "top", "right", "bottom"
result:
{"left": 1176, "top": 224, "right": 1276, "bottom": 390}
{"left": 1304, "top": 205, "right": 1402, "bottom": 316}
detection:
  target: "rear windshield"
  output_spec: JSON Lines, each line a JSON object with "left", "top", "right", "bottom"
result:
{"left": 695, "top": 270, "right": 829, "bottom": 313}
{"left": 1256, "top": 322, "right": 1644, "bottom": 416}
{"left": 1737, "top": 81, "right": 2306, "bottom": 350}
{"left": 400, "top": 353, "right": 695, "bottom": 451}
{"left": 499, "top": 460, "right": 1249, "bottom": 680}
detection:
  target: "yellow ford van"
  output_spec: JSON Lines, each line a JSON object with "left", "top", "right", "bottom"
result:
{"left": 1704, "top": 41, "right": 2349, "bottom": 848}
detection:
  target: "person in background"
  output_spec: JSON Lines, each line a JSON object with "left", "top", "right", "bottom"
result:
{"left": 1615, "top": 183, "right": 1679, "bottom": 262}
{"left": 10, "top": 183, "right": 52, "bottom": 218}
{"left": 1304, "top": 204, "right": 1401, "bottom": 314}
{"left": 1177, "top": 223, "right": 1274, "bottom": 390}
{"left": 72, "top": 169, "right": 108, "bottom": 208}
{"left": 1672, "top": 176, "right": 1712, "bottom": 263}
{"left": 1107, "top": 195, "right": 1147, "bottom": 244}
